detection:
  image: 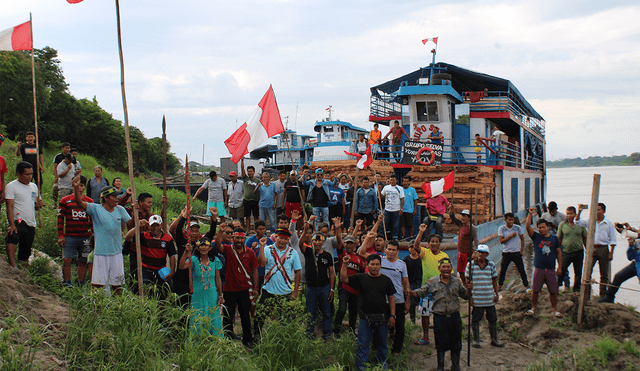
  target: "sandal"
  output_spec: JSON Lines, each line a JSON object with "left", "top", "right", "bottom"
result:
{"left": 526, "top": 309, "right": 535, "bottom": 316}
{"left": 414, "top": 339, "right": 430, "bottom": 345}
{"left": 553, "top": 311, "right": 563, "bottom": 318}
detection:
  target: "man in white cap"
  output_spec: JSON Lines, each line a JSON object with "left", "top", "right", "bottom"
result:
{"left": 466, "top": 244, "right": 503, "bottom": 348}
{"left": 450, "top": 209, "right": 478, "bottom": 286}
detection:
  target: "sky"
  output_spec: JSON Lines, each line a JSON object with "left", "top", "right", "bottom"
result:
{"left": 3, "top": 0, "right": 639, "bottom": 164}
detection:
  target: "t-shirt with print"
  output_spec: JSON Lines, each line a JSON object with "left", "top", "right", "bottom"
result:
{"left": 402, "top": 186, "right": 418, "bottom": 213}
{"left": 86, "top": 203, "right": 131, "bottom": 256}
{"left": 381, "top": 184, "right": 404, "bottom": 212}
{"left": 303, "top": 248, "right": 332, "bottom": 287}
{"left": 531, "top": 232, "right": 560, "bottom": 270}
{"left": 338, "top": 248, "right": 366, "bottom": 294}
{"left": 257, "top": 182, "right": 277, "bottom": 208}
{"left": 242, "top": 175, "right": 260, "bottom": 202}
{"left": 338, "top": 183, "right": 350, "bottom": 205}
{"left": 347, "top": 273, "right": 396, "bottom": 317}
{"left": 262, "top": 244, "right": 302, "bottom": 295}
{"left": 19, "top": 143, "right": 41, "bottom": 172}
{"left": 202, "top": 177, "right": 227, "bottom": 203}
{"left": 329, "top": 188, "right": 344, "bottom": 207}
{"left": 380, "top": 257, "right": 408, "bottom": 304}
{"left": 420, "top": 247, "right": 449, "bottom": 285}
{"left": 498, "top": 224, "right": 524, "bottom": 253}
{"left": 273, "top": 180, "right": 286, "bottom": 208}
{"left": 557, "top": 221, "right": 587, "bottom": 254}
{"left": 284, "top": 179, "right": 302, "bottom": 203}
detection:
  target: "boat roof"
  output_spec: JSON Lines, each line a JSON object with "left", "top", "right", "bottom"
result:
{"left": 370, "top": 62, "right": 544, "bottom": 121}
{"left": 273, "top": 129, "right": 314, "bottom": 139}
{"left": 313, "top": 120, "right": 369, "bottom": 133}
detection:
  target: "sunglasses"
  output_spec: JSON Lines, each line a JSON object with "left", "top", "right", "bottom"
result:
{"left": 196, "top": 241, "right": 211, "bottom": 247}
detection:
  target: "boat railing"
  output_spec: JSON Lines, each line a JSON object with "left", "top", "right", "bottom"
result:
{"left": 468, "top": 90, "right": 545, "bottom": 136}
{"left": 369, "top": 90, "right": 402, "bottom": 120}
{"left": 375, "top": 139, "right": 544, "bottom": 171}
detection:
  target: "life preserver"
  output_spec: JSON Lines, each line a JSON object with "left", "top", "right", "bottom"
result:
{"left": 416, "top": 146, "right": 435, "bottom": 166}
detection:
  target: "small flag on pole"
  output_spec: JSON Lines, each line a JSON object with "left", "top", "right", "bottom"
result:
{"left": 344, "top": 144, "right": 373, "bottom": 170}
{"left": 421, "top": 37, "right": 438, "bottom": 45}
{"left": 67, "top": 0, "right": 85, "bottom": 3}
{"left": 421, "top": 170, "right": 454, "bottom": 198}
{"left": 0, "top": 21, "right": 31, "bottom": 51}
{"left": 224, "top": 85, "right": 285, "bottom": 163}
{"left": 326, "top": 105, "right": 332, "bottom": 111}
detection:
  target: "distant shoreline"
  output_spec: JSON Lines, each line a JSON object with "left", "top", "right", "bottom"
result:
{"left": 548, "top": 164, "right": 640, "bottom": 168}
{"left": 547, "top": 153, "right": 640, "bottom": 168}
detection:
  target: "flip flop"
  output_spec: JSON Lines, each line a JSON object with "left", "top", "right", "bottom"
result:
{"left": 553, "top": 311, "right": 563, "bottom": 318}
{"left": 414, "top": 339, "right": 430, "bottom": 345}
{"left": 526, "top": 309, "right": 535, "bottom": 316}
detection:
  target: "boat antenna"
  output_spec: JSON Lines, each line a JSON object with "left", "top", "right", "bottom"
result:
{"left": 295, "top": 101, "right": 298, "bottom": 131}
{"left": 326, "top": 105, "right": 333, "bottom": 121}
{"left": 284, "top": 116, "right": 289, "bottom": 130}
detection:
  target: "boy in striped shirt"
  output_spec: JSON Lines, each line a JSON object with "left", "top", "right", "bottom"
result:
{"left": 465, "top": 244, "right": 503, "bottom": 348}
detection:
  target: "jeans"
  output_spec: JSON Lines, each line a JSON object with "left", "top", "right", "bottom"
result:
{"left": 383, "top": 210, "right": 400, "bottom": 239}
{"left": 334, "top": 287, "right": 358, "bottom": 332}
{"left": 604, "top": 262, "right": 637, "bottom": 301}
{"left": 391, "top": 302, "right": 406, "bottom": 353}
{"left": 561, "top": 250, "right": 584, "bottom": 292}
{"left": 591, "top": 246, "right": 611, "bottom": 297}
{"left": 223, "top": 290, "right": 253, "bottom": 344}
{"left": 356, "top": 318, "right": 389, "bottom": 371}
{"left": 498, "top": 252, "right": 529, "bottom": 287}
{"left": 306, "top": 285, "right": 332, "bottom": 337}
{"left": 259, "top": 207, "right": 276, "bottom": 232}
{"left": 312, "top": 207, "right": 330, "bottom": 229}
{"left": 423, "top": 215, "right": 443, "bottom": 238}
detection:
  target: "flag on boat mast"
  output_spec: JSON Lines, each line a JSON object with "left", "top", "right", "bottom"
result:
{"left": 421, "top": 170, "right": 454, "bottom": 198}
{"left": 344, "top": 144, "right": 373, "bottom": 170}
{"left": 422, "top": 37, "right": 438, "bottom": 45}
{"left": 224, "top": 85, "right": 284, "bottom": 163}
{"left": 0, "top": 21, "right": 31, "bottom": 51}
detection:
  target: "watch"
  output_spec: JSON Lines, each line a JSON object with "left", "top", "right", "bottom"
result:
{"left": 390, "top": 314, "right": 396, "bottom": 319}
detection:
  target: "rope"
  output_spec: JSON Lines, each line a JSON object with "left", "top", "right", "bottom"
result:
{"left": 583, "top": 279, "right": 640, "bottom": 294}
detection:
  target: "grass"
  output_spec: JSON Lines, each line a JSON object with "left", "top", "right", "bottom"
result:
{"left": 0, "top": 304, "right": 47, "bottom": 371}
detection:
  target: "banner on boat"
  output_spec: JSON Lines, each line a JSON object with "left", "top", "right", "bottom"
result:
{"left": 401, "top": 141, "right": 443, "bottom": 166}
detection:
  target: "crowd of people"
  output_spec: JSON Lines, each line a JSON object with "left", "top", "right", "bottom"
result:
{"left": 3, "top": 131, "right": 639, "bottom": 371}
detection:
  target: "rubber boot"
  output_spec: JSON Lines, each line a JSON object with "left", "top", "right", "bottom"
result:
{"left": 489, "top": 323, "right": 504, "bottom": 347}
{"left": 436, "top": 351, "right": 445, "bottom": 371}
{"left": 472, "top": 322, "right": 481, "bottom": 348}
{"left": 450, "top": 349, "right": 461, "bottom": 371}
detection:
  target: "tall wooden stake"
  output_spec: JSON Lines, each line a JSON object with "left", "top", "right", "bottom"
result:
{"left": 349, "top": 167, "right": 360, "bottom": 229}
{"left": 161, "top": 115, "right": 167, "bottom": 231}
{"left": 283, "top": 130, "right": 307, "bottom": 222}
{"left": 115, "top": 0, "right": 143, "bottom": 296}
{"left": 377, "top": 183, "right": 388, "bottom": 240}
{"left": 29, "top": 14, "right": 42, "bottom": 227}
{"left": 577, "top": 174, "right": 601, "bottom": 324}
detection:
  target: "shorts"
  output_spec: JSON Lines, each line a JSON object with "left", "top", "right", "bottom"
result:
{"left": 62, "top": 236, "right": 92, "bottom": 262}
{"left": 285, "top": 202, "right": 302, "bottom": 219}
{"left": 92, "top": 253, "right": 125, "bottom": 286}
{"left": 243, "top": 199, "right": 259, "bottom": 218}
{"left": 399, "top": 211, "right": 414, "bottom": 227}
{"left": 457, "top": 252, "right": 470, "bottom": 275}
{"left": 6, "top": 222, "right": 36, "bottom": 262}
{"left": 228, "top": 205, "right": 244, "bottom": 219}
{"left": 207, "top": 201, "right": 227, "bottom": 216}
{"left": 418, "top": 294, "right": 434, "bottom": 316}
{"left": 59, "top": 187, "right": 73, "bottom": 198}
{"left": 532, "top": 267, "right": 558, "bottom": 294}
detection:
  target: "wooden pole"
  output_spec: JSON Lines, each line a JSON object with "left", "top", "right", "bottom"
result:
{"left": 349, "top": 167, "right": 360, "bottom": 229}
{"left": 29, "top": 14, "right": 42, "bottom": 227}
{"left": 161, "top": 115, "right": 167, "bottom": 231}
{"left": 185, "top": 155, "right": 191, "bottom": 221}
{"left": 467, "top": 188, "right": 474, "bottom": 366}
{"left": 474, "top": 187, "right": 478, "bottom": 225}
{"left": 577, "top": 174, "right": 601, "bottom": 324}
{"left": 115, "top": 0, "right": 143, "bottom": 296}
{"left": 377, "top": 183, "right": 388, "bottom": 239}
{"left": 283, "top": 132, "right": 307, "bottom": 222}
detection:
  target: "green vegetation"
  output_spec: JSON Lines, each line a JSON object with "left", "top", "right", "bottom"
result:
{"left": 0, "top": 47, "right": 181, "bottom": 174}
{"left": 548, "top": 152, "right": 640, "bottom": 168}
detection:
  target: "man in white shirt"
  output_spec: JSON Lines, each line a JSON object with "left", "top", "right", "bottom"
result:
{"left": 5, "top": 162, "right": 43, "bottom": 268}
{"left": 194, "top": 170, "right": 227, "bottom": 221}
{"left": 380, "top": 174, "right": 404, "bottom": 240}
{"left": 56, "top": 154, "right": 76, "bottom": 198}
{"left": 575, "top": 202, "right": 617, "bottom": 297}
{"left": 225, "top": 171, "right": 244, "bottom": 226}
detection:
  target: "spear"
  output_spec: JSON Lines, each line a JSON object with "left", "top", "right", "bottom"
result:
{"left": 161, "top": 116, "right": 167, "bottom": 231}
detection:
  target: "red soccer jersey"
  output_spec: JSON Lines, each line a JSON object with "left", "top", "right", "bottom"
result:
{"left": 222, "top": 244, "right": 258, "bottom": 292}
{"left": 139, "top": 232, "right": 177, "bottom": 271}
{"left": 57, "top": 194, "right": 94, "bottom": 238}
{"left": 338, "top": 249, "right": 366, "bottom": 295}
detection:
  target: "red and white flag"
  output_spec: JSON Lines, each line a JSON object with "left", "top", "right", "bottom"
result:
{"left": 421, "top": 37, "right": 438, "bottom": 45}
{"left": 421, "top": 170, "right": 454, "bottom": 198}
{"left": 224, "top": 85, "right": 284, "bottom": 163}
{"left": 326, "top": 105, "right": 332, "bottom": 111}
{"left": 344, "top": 144, "right": 373, "bottom": 170}
{"left": 67, "top": 0, "right": 85, "bottom": 3}
{"left": 0, "top": 21, "right": 31, "bottom": 51}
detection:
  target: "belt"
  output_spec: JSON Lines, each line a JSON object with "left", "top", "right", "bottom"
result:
{"left": 594, "top": 244, "right": 608, "bottom": 248}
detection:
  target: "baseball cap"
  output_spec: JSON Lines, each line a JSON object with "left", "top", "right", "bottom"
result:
{"left": 229, "top": 171, "right": 237, "bottom": 177}
{"left": 189, "top": 221, "right": 200, "bottom": 228}
{"left": 315, "top": 168, "right": 323, "bottom": 174}
{"left": 461, "top": 209, "right": 471, "bottom": 216}
{"left": 290, "top": 170, "right": 297, "bottom": 176}
{"left": 476, "top": 244, "right": 489, "bottom": 253}
{"left": 343, "top": 235, "right": 357, "bottom": 243}
{"left": 149, "top": 215, "right": 163, "bottom": 226}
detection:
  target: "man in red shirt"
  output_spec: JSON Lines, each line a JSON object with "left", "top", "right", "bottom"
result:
{"left": 382, "top": 120, "right": 409, "bottom": 162}
{"left": 216, "top": 226, "right": 259, "bottom": 347}
{"left": 450, "top": 209, "right": 478, "bottom": 285}
{"left": 334, "top": 234, "right": 366, "bottom": 335}
{"left": 57, "top": 175, "right": 93, "bottom": 287}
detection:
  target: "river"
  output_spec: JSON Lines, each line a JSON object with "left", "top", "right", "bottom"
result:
{"left": 547, "top": 166, "right": 640, "bottom": 308}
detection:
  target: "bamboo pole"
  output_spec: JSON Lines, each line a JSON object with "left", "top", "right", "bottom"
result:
{"left": 29, "top": 14, "right": 42, "bottom": 227}
{"left": 161, "top": 116, "right": 167, "bottom": 231}
{"left": 283, "top": 132, "right": 307, "bottom": 222}
{"left": 577, "top": 174, "right": 601, "bottom": 324}
{"left": 377, "top": 182, "right": 388, "bottom": 240}
{"left": 115, "top": 0, "right": 143, "bottom": 296}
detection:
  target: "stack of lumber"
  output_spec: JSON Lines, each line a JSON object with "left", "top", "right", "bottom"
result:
{"left": 309, "top": 160, "right": 395, "bottom": 179}
{"left": 407, "top": 165, "right": 496, "bottom": 227}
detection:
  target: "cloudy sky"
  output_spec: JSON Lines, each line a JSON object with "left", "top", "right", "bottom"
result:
{"left": 4, "top": 0, "right": 639, "bottom": 164}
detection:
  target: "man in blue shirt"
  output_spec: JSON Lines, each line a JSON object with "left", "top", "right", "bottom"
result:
{"left": 354, "top": 177, "right": 378, "bottom": 227}
{"left": 72, "top": 176, "right": 131, "bottom": 293}
{"left": 400, "top": 176, "right": 419, "bottom": 238}
{"left": 255, "top": 172, "right": 278, "bottom": 233}
{"left": 329, "top": 184, "right": 345, "bottom": 226}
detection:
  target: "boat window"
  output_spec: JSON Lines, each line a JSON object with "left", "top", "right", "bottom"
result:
{"left": 416, "top": 101, "right": 439, "bottom": 122}
{"left": 324, "top": 126, "right": 334, "bottom": 132}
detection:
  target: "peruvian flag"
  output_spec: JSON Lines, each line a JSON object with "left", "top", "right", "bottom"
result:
{"left": 224, "top": 85, "right": 285, "bottom": 163}
{"left": 67, "top": 0, "right": 85, "bottom": 3}
{"left": 421, "top": 37, "right": 438, "bottom": 45}
{"left": 0, "top": 21, "right": 31, "bottom": 51}
{"left": 344, "top": 144, "right": 373, "bottom": 170}
{"left": 421, "top": 170, "right": 454, "bottom": 198}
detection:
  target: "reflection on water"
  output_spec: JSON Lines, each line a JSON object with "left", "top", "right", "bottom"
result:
{"left": 547, "top": 166, "right": 640, "bottom": 308}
